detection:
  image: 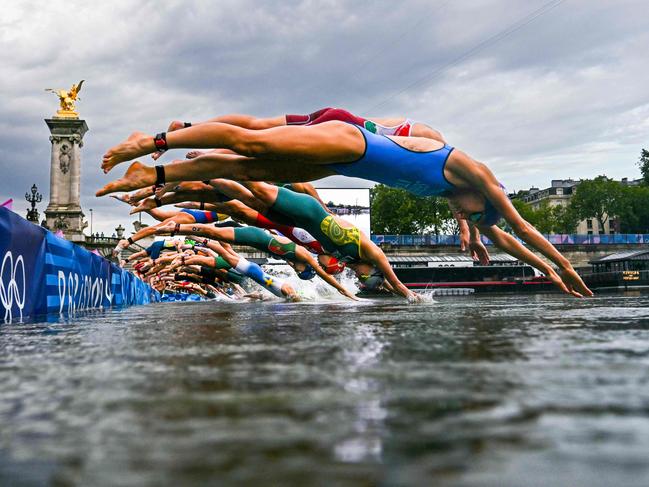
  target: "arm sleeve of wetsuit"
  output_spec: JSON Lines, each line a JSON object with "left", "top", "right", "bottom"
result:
{"left": 233, "top": 258, "right": 285, "bottom": 298}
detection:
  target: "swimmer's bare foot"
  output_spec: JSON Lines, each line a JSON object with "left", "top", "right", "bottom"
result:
{"left": 102, "top": 132, "right": 155, "bottom": 173}
{"left": 110, "top": 194, "right": 131, "bottom": 205}
{"left": 96, "top": 161, "right": 156, "bottom": 197}
{"left": 186, "top": 150, "right": 206, "bottom": 159}
{"left": 130, "top": 197, "right": 157, "bottom": 214}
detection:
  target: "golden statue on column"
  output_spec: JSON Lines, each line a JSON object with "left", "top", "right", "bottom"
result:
{"left": 45, "top": 80, "right": 84, "bottom": 118}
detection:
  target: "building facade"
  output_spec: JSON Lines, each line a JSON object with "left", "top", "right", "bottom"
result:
{"left": 517, "top": 178, "right": 641, "bottom": 235}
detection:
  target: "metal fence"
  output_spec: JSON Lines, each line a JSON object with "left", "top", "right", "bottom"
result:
{"left": 371, "top": 234, "right": 649, "bottom": 246}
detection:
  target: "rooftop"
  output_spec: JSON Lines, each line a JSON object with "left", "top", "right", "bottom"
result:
{"left": 589, "top": 249, "right": 649, "bottom": 264}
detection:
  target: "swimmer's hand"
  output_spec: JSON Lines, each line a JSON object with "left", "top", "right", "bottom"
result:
{"left": 340, "top": 288, "right": 359, "bottom": 301}
{"left": 282, "top": 284, "right": 300, "bottom": 301}
{"left": 459, "top": 226, "right": 470, "bottom": 253}
{"left": 407, "top": 292, "right": 423, "bottom": 303}
{"left": 112, "top": 239, "right": 129, "bottom": 257}
{"left": 469, "top": 238, "right": 490, "bottom": 266}
{"left": 559, "top": 267, "right": 594, "bottom": 298}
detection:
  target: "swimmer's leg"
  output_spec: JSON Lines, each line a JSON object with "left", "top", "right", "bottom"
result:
{"left": 101, "top": 120, "right": 363, "bottom": 172}
{"left": 96, "top": 156, "right": 333, "bottom": 196}
{"left": 232, "top": 257, "right": 294, "bottom": 299}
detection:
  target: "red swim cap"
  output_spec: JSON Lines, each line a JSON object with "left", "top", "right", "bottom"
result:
{"left": 323, "top": 256, "right": 346, "bottom": 275}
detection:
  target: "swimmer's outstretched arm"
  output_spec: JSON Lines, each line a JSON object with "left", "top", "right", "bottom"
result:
{"left": 449, "top": 152, "right": 592, "bottom": 297}
{"left": 362, "top": 241, "right": 419, "bottom": 301}
{"left": 458, "top": 219, "right": 472, "bottom": 254}
{"left": 293, "top": 246, "right": 358, "bottom": 301}
{"left": 467, "top": 225, "right": 490, "bottom": 265}
{"left": 474, "top": 182, "right": 591, "bottom": 297}
{"left": 479, "top": 226, "right": 576, "bottom": 296}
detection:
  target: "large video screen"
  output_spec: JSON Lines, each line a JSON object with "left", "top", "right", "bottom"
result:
{"left": 316, "top": 188, "right": 370, "bottom": 236}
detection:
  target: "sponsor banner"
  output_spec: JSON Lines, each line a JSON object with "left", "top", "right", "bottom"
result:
{"left": 371, "top": 234, "right": 649, "bottom": 246}
{"left": 0, "top": 207, "right": 159, "bottom": 323}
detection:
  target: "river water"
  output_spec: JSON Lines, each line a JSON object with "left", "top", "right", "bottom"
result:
{"left": 1, "top": 292, "right": 649, "bottom": 486}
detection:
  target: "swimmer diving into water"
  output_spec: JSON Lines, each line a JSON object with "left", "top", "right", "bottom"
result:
{"left": 97, "top": 117, "right": 592, "bottom": 298}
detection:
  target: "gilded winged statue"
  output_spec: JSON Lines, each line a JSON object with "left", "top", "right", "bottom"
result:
{"left": 45, "top": 80, "right": 84, "bottom": 116}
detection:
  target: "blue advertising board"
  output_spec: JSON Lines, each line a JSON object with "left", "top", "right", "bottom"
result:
{"left": 0, "top": 207, "right": 159, "bottom": 323}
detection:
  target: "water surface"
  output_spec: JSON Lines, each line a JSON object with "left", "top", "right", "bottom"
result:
{"left": 1, "top": 293, "right": 649, "bottom": 486}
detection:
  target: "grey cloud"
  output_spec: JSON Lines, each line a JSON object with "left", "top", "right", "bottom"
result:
{"left": 1, "top": 0, "right": 647, "bottom": 235}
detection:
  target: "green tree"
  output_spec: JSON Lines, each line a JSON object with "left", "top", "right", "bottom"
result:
{"left": 638, "top": 149, "right": 649, "bottom": 185}
{"left": 370, "top": 184, "right": 453, "bottom": 234}
{"left": 551, "top": 204, "right": 580, "bottom": 234}
{"left": 612, "top": 185, "right": 649, "bottom": 233}
{"left": 511, "top": 198, "right": 535, "bottom": 223}
{"left": 511, "top": 199, "right": 553, "bottom": 232}
{"left": 569, "top": 176, "right": 623, "bottom": 231}
{"left": 511, "top": 199, "right": 578, "bottom": 234}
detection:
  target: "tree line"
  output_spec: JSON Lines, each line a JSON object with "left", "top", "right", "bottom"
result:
{"left": 370, "top": 149, "right": 649, "bottom": 234}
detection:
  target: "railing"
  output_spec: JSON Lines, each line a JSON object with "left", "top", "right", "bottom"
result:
{"left": 371, "top": 234, "right": 649, "bottom": 246}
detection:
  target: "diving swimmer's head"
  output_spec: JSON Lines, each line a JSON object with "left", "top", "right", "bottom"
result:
{"left": 296, "top": 264, "right": 317, "bottom": 280}
{"left": 448, "top": 185, "right": 506, "bottom": 226}
{"left": 349, "top": 262, "right": 385, "bottom": 290}
{"left": 318, "top": 254, "right": 346, "bottom": 275}
{"left": 360, "top": 269, "right": 385, "bottom": 290}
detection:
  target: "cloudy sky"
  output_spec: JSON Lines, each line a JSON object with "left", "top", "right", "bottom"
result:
{"left": 1, "top": 0, "right": 647, "bottom": 235}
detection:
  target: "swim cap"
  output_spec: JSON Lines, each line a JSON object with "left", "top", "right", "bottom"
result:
{"left": 297, "top": 264, "right": 317, "bottom": 280}
{"left": 321, "top": 255, "right": 346, "bottom": 275}
{"left": 481, "top": 199, "right": 502, "bottom": 226}
{"left": 361, "top": 269, "right": 384, "bottom": 290}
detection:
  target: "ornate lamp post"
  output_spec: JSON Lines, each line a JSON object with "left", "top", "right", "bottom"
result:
{"left": 25, "top": 184, "right": 42, "bottom": 222}
{"left": 89, "top": 208, "right": 93, "bottom": 237}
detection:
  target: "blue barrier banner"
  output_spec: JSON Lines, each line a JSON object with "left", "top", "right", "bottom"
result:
{"left": 371, "top": 233, "right": 649, "bottom": 246}
{"left": 1, "top": 208, "right": 159, "bottom": 322}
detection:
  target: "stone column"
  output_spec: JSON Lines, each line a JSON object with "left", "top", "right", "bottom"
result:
{"left": 44, "top": 118, "right": 89, "bottom": 242}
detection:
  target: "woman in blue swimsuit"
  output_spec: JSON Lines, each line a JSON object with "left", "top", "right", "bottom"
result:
{"left": 98, "top": 120, "right": 592, "bottom": 298}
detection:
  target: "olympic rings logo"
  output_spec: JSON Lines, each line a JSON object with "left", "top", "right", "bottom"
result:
{"left": 0, "top": 251, "right": 26, "bottom": 322}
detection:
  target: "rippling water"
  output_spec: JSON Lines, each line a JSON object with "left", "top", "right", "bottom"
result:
{"left": 1, "top": 292, "right": 649, "bottom": 486}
